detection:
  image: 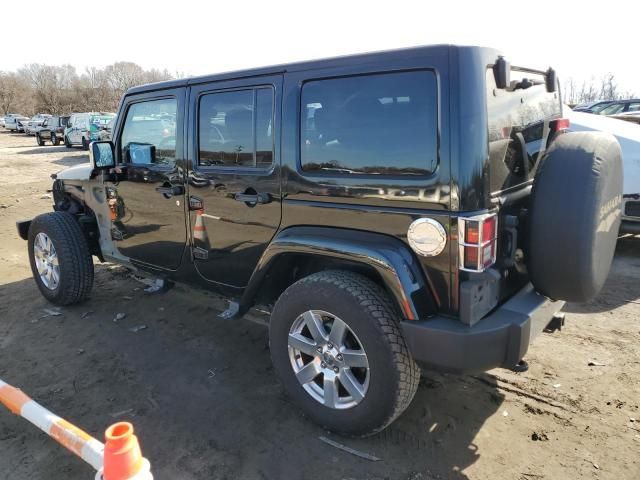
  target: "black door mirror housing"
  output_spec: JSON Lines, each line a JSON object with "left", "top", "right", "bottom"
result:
{"left": 90, "top": 141, "right": 116, "bottom": 169}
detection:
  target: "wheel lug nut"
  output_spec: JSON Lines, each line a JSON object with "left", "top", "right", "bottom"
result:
{"left": 333, "top": 367, "right": 339, "bottom": 373}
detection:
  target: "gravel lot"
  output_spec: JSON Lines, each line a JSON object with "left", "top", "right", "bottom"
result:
{"left": 0, "top": 130, "right": 639, "bottom": 480}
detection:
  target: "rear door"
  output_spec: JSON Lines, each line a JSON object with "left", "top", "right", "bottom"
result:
{"left": 106, "top": 88, "right": 188, "bottom": 270}
{"left": 187, "top": 75, "right": 282, "bottom": 288}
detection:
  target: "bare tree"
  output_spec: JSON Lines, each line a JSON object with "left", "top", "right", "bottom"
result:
{"left": 563, "top": 73, "right": 635, "bottom": 106}
{"left": 0, "top": 72, "right": 23, "bottom": 114}
{"left": 1, "top": 61, "right": 178, "bottom": 115}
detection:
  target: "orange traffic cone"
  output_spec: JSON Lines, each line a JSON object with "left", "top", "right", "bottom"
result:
{"left": 101, "top": 422, "right": 152, "bottom": 480}
{"left": 193, "top": 209, "right": 210, "bottom": 249}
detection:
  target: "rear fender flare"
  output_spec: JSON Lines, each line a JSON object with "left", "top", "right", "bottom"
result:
{"left": 241, "top": 226, "right": 436, "bottom": 320}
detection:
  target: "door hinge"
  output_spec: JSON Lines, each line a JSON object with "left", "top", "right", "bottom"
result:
{"left": 189, "top": 196, "right": 204, "bottom": 211}
{"left": 192, "top": 246, "right": 208, "bottom": 260}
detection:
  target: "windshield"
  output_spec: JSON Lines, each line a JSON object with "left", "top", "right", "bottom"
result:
{"left": 90, "top": 115, "right": 116, "bottom": 127}
{"left": 599, "top": 103, "right": 625, "bottom": 115}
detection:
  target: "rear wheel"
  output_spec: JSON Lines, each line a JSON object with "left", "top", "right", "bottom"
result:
{"left": 81, "top": 137, "right": 89, "bottom": 150}
{"left": 51, "top": 134, "right": 59, "bottom": 146}
{"left": 270, "top": 270, "right": 420, "bottom": 436}
{"left": 28, "top": 212, "right": 94, "bottom": 305}
{"left": 36, "top": 134, "right": 45, "bottom": 146}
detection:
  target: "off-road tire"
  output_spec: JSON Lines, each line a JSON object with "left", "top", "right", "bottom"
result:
{"left": 28, "top": 212, "right": 94, "bottom": 305}
{"left": 527, "top": 132, "right": 622, "bottom": 302}
{"left": 51, "top": 134, "right": 59, "bottom": 146}
{"left": 36, "top": 134, "right": 45, "bottom": 146}
{"left": 270, "top": 270, "right": 420, "bottom": 436}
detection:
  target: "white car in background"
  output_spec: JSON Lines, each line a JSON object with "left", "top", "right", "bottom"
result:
{"left": 4, "top": 115, "right": 29, "bottom": 132}
{"left": 24, "top": 114, "right": 52, "bottom": 135}
{"left": 566, "top": 107, "right": 640, "bottom": 234}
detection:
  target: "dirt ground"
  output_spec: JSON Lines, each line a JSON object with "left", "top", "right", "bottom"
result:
{"left": 0, "top": 130, "right": 638, "bottom": 480}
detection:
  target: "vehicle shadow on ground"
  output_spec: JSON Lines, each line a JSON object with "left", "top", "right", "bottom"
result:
{"left": 51, "top": 156, "right": 89, "bottom": 167}
{"left": 564, "top": 237, "right": 640, "bottom": 315}
{"left": 0, "top": 270, "right": 504, "bottom": 480}
{"left": 19, "top": 146, "right": 85, "bottom": 155}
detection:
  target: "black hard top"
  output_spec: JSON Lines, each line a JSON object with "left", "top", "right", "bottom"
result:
{"left": 126, "top": 44, "right": 498, "bottom": 95}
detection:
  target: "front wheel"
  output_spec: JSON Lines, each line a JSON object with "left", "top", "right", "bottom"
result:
{"left": 28, "top": 212, "right": 94, "bottom": 305}
{"left": 64, "top": 135, "right": 72, "bottom": 148}
{"left": 270, "top": 270, "right": 420, "bottom": 436}
{"left": 36, "top": 134, "right": 45, "bottom": 146}
{"left": 81, "top": 137, "right": 89, "bottom": 150}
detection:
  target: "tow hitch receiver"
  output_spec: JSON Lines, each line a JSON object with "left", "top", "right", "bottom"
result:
{"left": 544, "top": 313, "right": 566, "bottom": 333}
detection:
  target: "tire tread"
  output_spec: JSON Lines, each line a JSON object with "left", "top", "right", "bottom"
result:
{"left": 291, "top": 270, "right": 420, "bottom": 435}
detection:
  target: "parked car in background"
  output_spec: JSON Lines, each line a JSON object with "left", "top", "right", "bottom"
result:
{"left": 36, "top": 115, "right": 70, "bottom": 146}
{"left": 24, "top": 114, "right": 52, "bottom": 135}
{"left": 566, "top": 107, "right": 640, "bottom": 234}
{"left": 65, "top": 112, "right": 116, "bottom": 149}
{"left": 596, "top": 99, "right": 640, "bottom": 116}
{"left": 2, "top": 113, "right": 20, "bottom": 128}
{"left": 611, "top": 111, "right": 640, "bottom": 126}
{"left": 0, "top": 117, "right": 5, "bottom": 128}
{"left": 5, "top": 115, "right": 29, "bottom": 132}
{"left": 573, "top": 100, "right": 613, "bottom": 114}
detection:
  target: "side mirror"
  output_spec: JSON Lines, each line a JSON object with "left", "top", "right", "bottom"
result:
{"left": 90, "top": 141, "right": 116, "bottom": 169}
{"left": 493, "top": 56, "right": 511, "bottom": 89}
{"left": 545, "top": 67, "right": 557, "bottom": 93}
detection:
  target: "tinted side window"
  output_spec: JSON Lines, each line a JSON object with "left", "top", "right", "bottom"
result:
{"left": 198, "top": 87, "right": 274, "bottom": 168}
{"left": 300, "top": 71, "right": 438, "bottom": 176}
{"left": 120, "top": 98, "right": 178, "bottom": 166}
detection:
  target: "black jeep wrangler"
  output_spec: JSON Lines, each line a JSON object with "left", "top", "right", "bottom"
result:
{"left": 18, "top": 45, "right": 622, "bottom": 436}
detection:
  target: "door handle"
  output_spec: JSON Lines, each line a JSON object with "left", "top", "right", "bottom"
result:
{"left": 233, "top": 192, "right": 271, "bottom": 205}
{"left": 156, "top": 185, "right": 185, "bottom": 197}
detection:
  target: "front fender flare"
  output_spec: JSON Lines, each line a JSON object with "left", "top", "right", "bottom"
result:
{"left": 241, "top": 226, "right": 436, "bottom": 320}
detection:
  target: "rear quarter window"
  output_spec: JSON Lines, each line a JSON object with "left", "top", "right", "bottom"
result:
{"left": 300, "top": 70, "right": 438, "bottom": 176}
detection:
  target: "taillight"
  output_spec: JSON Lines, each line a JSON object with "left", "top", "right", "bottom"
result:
{"left": 458, "top": 213, "right": 498, "bottom": 272}
{"left": 553, "top": 118, "right": 570, "bottom": 132}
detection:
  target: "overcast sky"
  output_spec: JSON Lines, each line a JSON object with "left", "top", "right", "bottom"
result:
{"left": 3, "top": 0, "right": 638, "bottom": 94}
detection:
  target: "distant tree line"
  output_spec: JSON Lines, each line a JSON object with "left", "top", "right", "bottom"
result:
{"left": 0, "top": 62, "right": 177, "bottom": 115}
{"left": 563, "top": 73, "right": 636, "bottom": 106}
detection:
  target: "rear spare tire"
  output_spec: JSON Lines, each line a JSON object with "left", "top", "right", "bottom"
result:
{"left": 28, "top": 212, "right": 94, "bottom": 305}
{"left": 527, "top": 132, "right": 622, "bottom": 302}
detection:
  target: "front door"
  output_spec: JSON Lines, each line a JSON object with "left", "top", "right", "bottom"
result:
{"left": 107, "top": 88, "right": 187, "bottom": 270}
{"left": 187, "top": 76, "right": 282, "bottom": 288}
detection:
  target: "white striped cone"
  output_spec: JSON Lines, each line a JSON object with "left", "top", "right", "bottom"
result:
{"left": 0, "top": 379, "right": 104, "bottom": 472}
{"left": 193, "top": 209, "right": 210, "bottom": 246}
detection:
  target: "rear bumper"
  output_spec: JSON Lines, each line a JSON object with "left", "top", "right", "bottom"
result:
{"left": 401, "top": 283, "right": 564, "bottom": 373}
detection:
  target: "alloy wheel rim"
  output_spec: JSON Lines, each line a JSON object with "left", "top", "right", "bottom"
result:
{"left": 33, "top": 232, "right": 60, "bottom": 290}
{"left": 288, "top": 310, "right": 370, "bottom": 410}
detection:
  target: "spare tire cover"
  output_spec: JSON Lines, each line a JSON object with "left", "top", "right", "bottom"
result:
{"left": 527, "top": 131, "right": 622, "bottom": 303}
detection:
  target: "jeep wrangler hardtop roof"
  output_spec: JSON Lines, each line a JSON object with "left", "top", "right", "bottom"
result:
{"left": 126, "top": 44, "right": 501, "bottom": 95}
